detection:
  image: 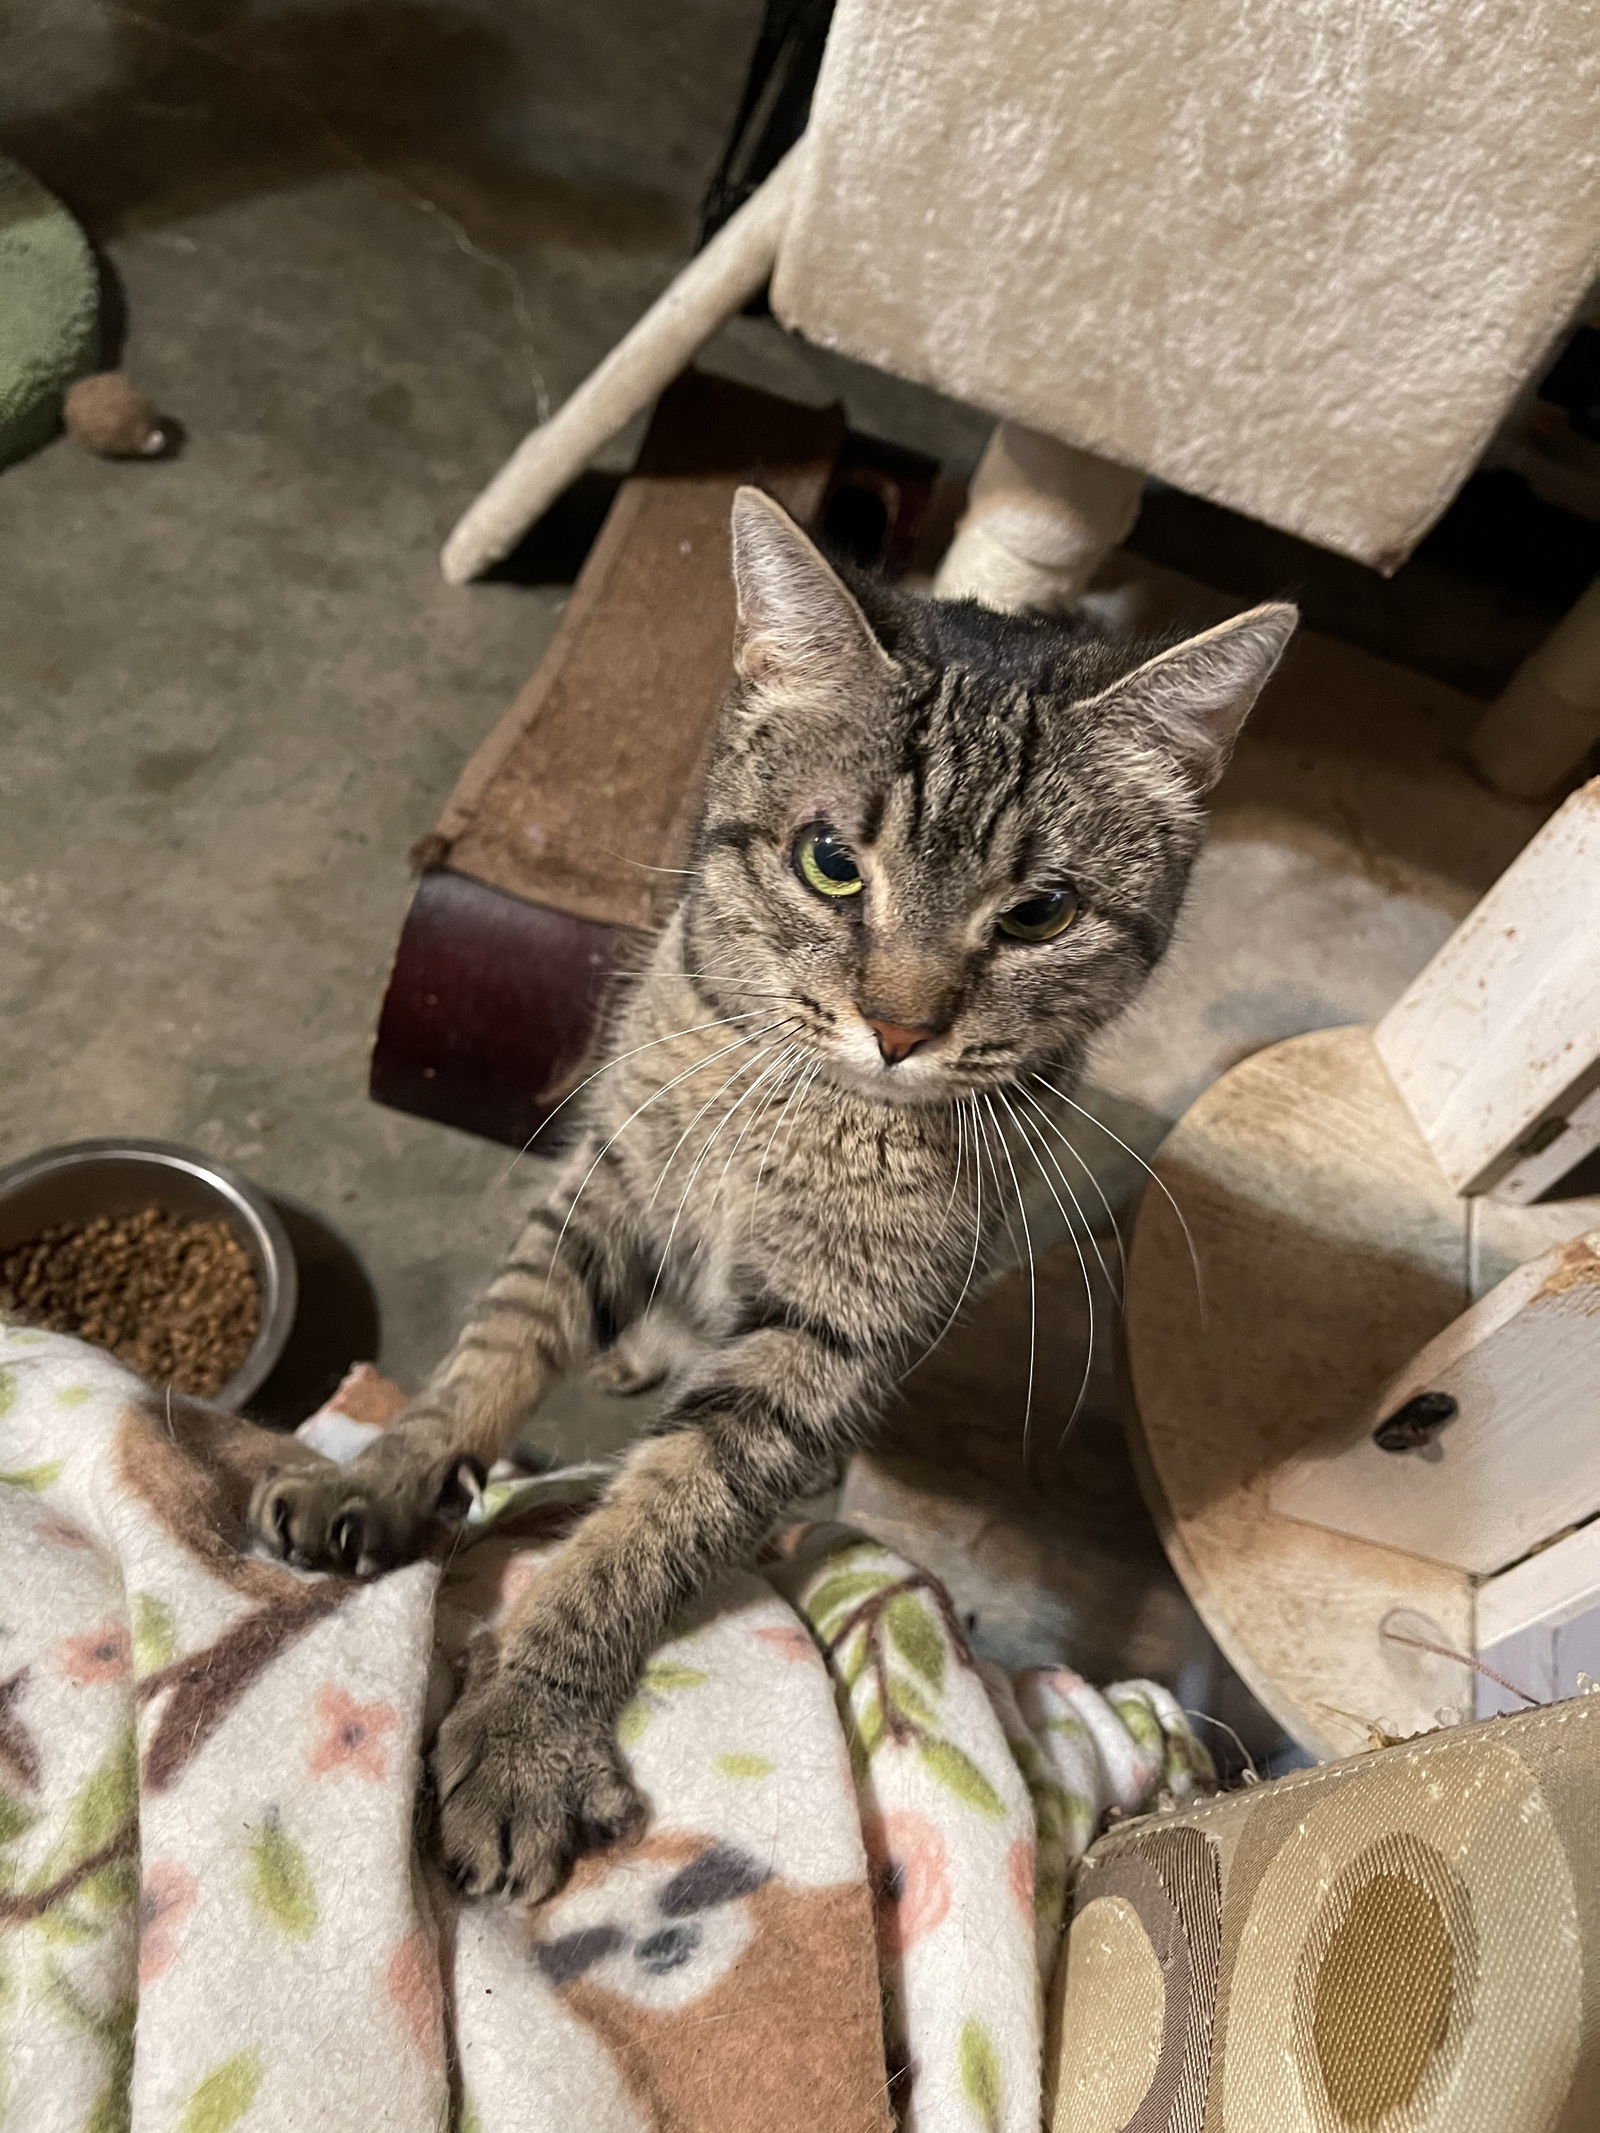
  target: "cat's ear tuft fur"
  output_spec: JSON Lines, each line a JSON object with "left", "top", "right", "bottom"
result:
{"left": 1095, "top": 602, "right": 1298, "bottom": 790}
{"left": 729, "top": 487, "right": 892, "bottom": 694}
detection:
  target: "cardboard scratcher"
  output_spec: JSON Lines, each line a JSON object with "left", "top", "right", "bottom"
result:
{"left": 371, "top": 372, "right": 938, "bottom": 1150}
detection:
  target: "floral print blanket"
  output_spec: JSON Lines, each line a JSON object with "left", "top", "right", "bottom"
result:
{"left": 0, "top": 1325, "right": 1211, "bottom": 2133}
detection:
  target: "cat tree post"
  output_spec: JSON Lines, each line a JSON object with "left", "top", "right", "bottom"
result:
{"left": 1468, "top": 578, "right": 1600, "bottom": 799}
{"left": 933, "top": 424, "right": 1144, "bottom": 612}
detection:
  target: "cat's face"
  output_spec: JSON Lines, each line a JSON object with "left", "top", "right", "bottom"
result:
{"left": 684, "top": 490, "right": 1294, "bottom": 1106}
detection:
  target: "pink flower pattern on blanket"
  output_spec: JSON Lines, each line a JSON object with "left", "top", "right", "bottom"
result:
{"left": 387, "top": 1929, "right": 445, "bottom": 2067}
{"left": 1006, "top": 1836, "right": 1035, "bottom": 1921}
{"left": 865, "top": 1809, "right": 951, "bottom": 1959}
{"left": 139, "top": 1859, "right": 198, "bottom": 1984}
{"left": 753, "top": 1623, "right": 817, "bottom": 1664}
{"left": 59, "top": 1622, "right": 132, "bottom": 1684}
{"left": 39, "top": 1512, "right": 94, "bottom": 1551}
{"left": 307, "top": 1684, "right": 399, "bottom": 1780}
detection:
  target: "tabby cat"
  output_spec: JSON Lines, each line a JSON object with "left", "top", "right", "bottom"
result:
{"left": 253, "top": 488, "right": 1294, "bottom": 1900}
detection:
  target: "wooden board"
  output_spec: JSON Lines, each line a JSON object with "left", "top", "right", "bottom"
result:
{"left": 1478, "top": 1519, "right": 1600, "bottom": 1648}
{"left": 1122, "top": 1023, "right": 1600, "bottom": 1758}
{"left": 1374, "top": 777, "right": 1600, "bottom": 1201}
{"left": 1273, "top": 1231, "right": 1600, "bottom": 1574}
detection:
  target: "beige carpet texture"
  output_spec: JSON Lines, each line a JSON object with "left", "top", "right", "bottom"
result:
{"left": 772, "top": 0, "right": 1600, "bottom": 570}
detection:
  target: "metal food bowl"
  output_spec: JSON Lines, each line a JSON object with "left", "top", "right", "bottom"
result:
{"left": 0, "top": 1138, "right": 298, "bottom": 1410}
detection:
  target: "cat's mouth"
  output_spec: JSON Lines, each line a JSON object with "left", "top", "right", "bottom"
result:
{"left": 817, "top": 1013, "right": 962, "bottom": 1105}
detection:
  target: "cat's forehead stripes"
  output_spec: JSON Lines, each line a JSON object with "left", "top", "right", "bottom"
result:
{"left": 877, "top": 668, "right": 1058, "bottom": 882}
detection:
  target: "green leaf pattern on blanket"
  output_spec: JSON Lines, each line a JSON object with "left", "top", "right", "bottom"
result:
{"left": 1106, "top": 1688, "right": 1214, "bottom": 1794}
{"left": 802, "top": 1570, "right": 886, "bottom": 1626}
{"left": 0, "top": 1461, "right": 62, "bottom": 1492}
{"left": 42, "top": 1965, "right": 134, "bottom": 2133}
{"left": 618, "top": 1659, "right": 708, "bottom": 1745}
{"left": 176, "top": 2051, "right": 262, "bottom": 2133}
{"left": 0, "top": 1787, "right": 37, "bottom": 1851}
{"left": 800, "top": 1548, "right": 1007, "bottom": 1819}
{"left": 78, "top": 1998, "right": 134, "bottom": 2133}
{"left": 716, "top": 1752, "right": 775, "bottom": 1780}
{"left": 958, "top": 2017, "right": 1002, "bottom": 2133}
{"left": 248, "top": 1817, "right": 318, "bottom": 1938}
{"left": 1107, "top": 1692, "right": 1162, "bottom": 1760}
{"left": 0, "top": 1367, "right": 16, "bottom": 1421}
{"left": 914, "top": 1737, "right": 1004, "bottom": 1819}
{"left": 885, "top": 1594, "right": 945, "bottom": 1689}
{"left": 68, "top": 1731, "right": 137, "bottom": 1860}
{"left": 1004, "top": 1728, "right": 1088, "bottom": 1926}
{"left": 37, "top": 1870, "right": 134, "bottom": 1947}
{"left": 3, "top": 1735, "right": 135, "bottom": 1979}
{"left": 131, "top": 1594, "right": 178, "bottom": 1678}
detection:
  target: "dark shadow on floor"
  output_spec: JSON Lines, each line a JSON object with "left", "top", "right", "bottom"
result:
{"left": 3, "top": 0, "right": 685, "bottom": 251}
{"left": 1129, "top": 470, "right": 1599, "bottom": 702}
{"left": 247, "top": 1190, "right": 381, "bottom": 1427}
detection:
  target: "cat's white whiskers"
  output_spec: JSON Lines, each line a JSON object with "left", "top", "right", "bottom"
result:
{"left": 747, "top": 1053, "right": 822, "bottom": 1243}
{"left": 1031, "top": 1074, "right": 1205, "bottom": 1318}
{"left": 645, "top": 1022, "right": 799, "bottom": 1213}
{"left": 545, "top": 1020, "right": 790, "bottom": 1288}
{"left": 978, "top": 1093, "right": 1025, "bottom": 1270}
{"left": 647, "top": 1027, "right": 802, "bottom": 1304}
{"left": 502, "top": 1008, "right": 773, "bottom": 1178}
{"left": 940, "top": 1099, "right": 966, "bottom": 1228}
{"left": 1011, "top": 1085, "right": 1120, "bottom": 1299}
{"left": 997, "top": 1086, "right": 1096, "bottom": 1457}
{"left": 898, "top": 1096, "right": 986, "bottom": 1386}
{"left": 1016, "top": 1083, "right": 1129, "bottom": 1297}
{"left": 598, "top": 851, "right": 704, "bottom": 877}
{"left": 643, "top": 972, "right": 794, "bottom": 997}
{"left": 981, "top": 1093, "right": 1040, "bottom": 1472}
{"left": 713, "top": 1044, "right": 803, "bottom": 1207}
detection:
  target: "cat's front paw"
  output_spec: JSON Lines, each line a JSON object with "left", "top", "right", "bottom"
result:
{"left": 250, "top": 1444, "right": 484, "bottom": 1575}
{"left": 432, "top": 1674, "right": 645, "bottom": 1902}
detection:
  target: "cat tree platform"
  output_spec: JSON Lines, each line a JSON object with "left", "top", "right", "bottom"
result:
{"left": 1123, "top": 933, "right": 1600, "bottom": 1759}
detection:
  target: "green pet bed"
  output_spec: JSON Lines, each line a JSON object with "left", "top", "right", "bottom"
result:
{"left": 0, "top": 156, "right": 98, "bottom": 470}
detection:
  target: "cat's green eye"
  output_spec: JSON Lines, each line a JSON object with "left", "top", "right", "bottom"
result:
{"left": 794, "top": 821, "right": 864, "bottom": 900}
{"left": 997, "top": 886, "right": 1080, "bottom": 942}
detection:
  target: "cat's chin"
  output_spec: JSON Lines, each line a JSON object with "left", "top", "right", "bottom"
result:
{"left": 818, "top": 1057, "right": 961, "bottom": 1107}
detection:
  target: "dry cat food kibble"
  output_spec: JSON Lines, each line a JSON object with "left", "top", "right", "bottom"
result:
{"left": 0, "top": 1205, "right": 261, "bottom": 1398}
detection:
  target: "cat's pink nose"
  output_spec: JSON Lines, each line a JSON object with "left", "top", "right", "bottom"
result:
{"left": 866, "top": 1018, "right": 936, "bottom": 1065}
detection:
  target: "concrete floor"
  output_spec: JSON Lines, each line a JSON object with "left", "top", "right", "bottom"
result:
{"left": 1, "top": 0, "right": 767, "bottom": 1397}
{"left": 0, "top": 0, "right": 1559, "bottom": 1445}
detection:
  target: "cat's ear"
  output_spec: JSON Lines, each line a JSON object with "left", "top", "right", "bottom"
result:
{"left": 729, "top": 487, "right": 893, "bottom": 694}
{"left": 1090, "top": 602, "right": 1297, "bottom": 789}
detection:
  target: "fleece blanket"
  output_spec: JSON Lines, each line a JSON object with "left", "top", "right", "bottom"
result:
{"left": 0, "top": 1324, "right": 1211, "bottom": 2133}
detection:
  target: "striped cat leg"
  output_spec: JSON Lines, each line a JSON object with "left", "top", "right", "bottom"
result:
{"left": 432, "top": 1321, "right": 871, "bottom": 1899}
{"left": 251, "top": 1157, "right": 634, "bottom": 1575}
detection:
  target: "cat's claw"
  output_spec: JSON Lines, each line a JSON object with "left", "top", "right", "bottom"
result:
{"left": 433, "top": 1676, "right": 645, "bottom": 1903}
{"left": 249, "top": 1451, "right": 485, "bottom": 1575}
{"left": 586, "top": 1346, "right": 668, "bottom": 1397}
